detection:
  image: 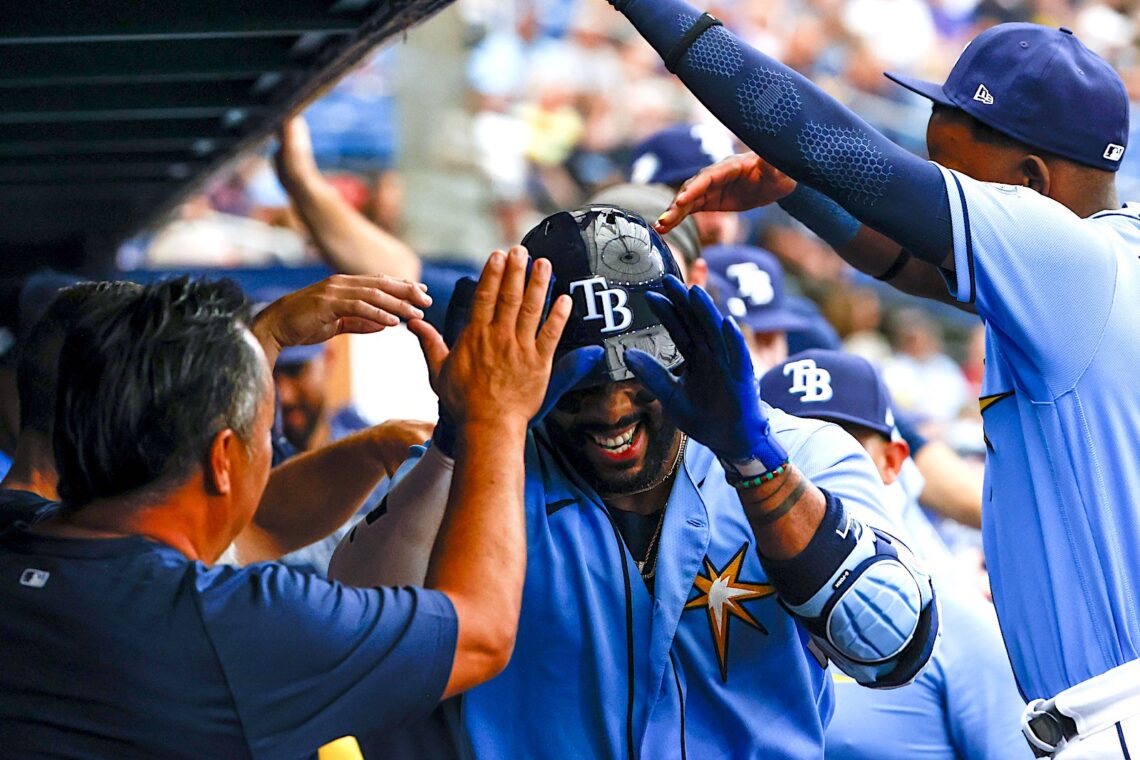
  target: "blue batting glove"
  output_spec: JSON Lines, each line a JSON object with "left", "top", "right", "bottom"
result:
{"left": 624, "top": 275, "right": 787, "bottom": 482}
{"left": 534, "top": 347, "right": 607, "bottom": 423}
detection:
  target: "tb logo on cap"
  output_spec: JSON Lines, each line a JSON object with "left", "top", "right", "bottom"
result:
{"left": 784, "top": 358, "right": 833, "bottom": 402}
{"left": 570, "top": 276, "right": 633, "bottom": 333}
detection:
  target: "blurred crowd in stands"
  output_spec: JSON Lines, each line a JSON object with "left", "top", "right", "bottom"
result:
{"left": 35, "top": 0, "right": 1135, "bottom": 582}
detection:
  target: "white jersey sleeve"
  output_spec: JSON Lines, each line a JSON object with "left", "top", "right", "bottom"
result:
{"left": 327, "top": 444, "right": 454, "bottom": 587}
{"left": 936, "top": 164, "right": 1122, "bottom": 393}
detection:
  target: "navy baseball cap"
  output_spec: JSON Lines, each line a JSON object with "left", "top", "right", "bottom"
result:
{"left": 760, "top": 349, "right": 895, "bottom": 438}
{"left": 275, "top": 343, "right": 324, "bottom": 368}
{"left": 628, "top": 124, "right": 734, "bottom": 187}
{"left": 703, "top": 245, "right": 811, "bottom": 334}
{"left": 886, "top": 23, "right": 1129, "bottom": 171}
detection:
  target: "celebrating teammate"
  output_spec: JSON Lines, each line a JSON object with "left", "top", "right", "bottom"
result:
{"left": 332, "top": 207, "right": 937, "bottom": 758}
{"left": 0, "top": 255, "right": 571, "bottom": 757}
{"left": 607, "top": 1, "right": 1140, "bottom": 754}
{"left": 761, "top": 350, "right": 1030, "bottom": 759}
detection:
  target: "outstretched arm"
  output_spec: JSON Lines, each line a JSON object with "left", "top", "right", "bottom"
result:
{"left": 658, "top": 151, "right": 966, "bottom": 307}
{"left": 250, "top": 273, "right": 432, "bottom": 366}
{"left": 234, "top": 419, "right": 434, "bottom": 564}
{"left": 626, "top": 278, "right": 939, "bottom": 688}
{"left": 407, "top": 247, "right": 575, "bottom": 699}
{"left": 275, "top": 116, "right": 422, "bottom": 282}
{"left": 607, "top": 0, "right": 953, "bottom": 268}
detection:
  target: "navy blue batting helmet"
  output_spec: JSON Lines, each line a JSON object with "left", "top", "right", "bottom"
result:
{"left": 521, "top": 205, "right": 684, "bottom": 384}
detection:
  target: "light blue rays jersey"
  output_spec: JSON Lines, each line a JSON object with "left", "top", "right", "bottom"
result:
{"left": 459, "top": 407, "right": 902, "bottom": 759}
{"left": 826, "top": 467, "right": 1030, "bottom": 760}
{"left": 938, "top": 165, "right": 1140, "bottom": 700}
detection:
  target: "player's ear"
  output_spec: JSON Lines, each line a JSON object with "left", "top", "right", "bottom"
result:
{"left": 1020, "top": 155, "right": 1050, "bottom": 197}
{"left": 688, "top": 257, "right": 709, "bottom": 288}
{"left": 204, "top": 428, "right": 237, "bottom": 496}
{"left": 880, "top": 439, "right": 910, "bottom": 485}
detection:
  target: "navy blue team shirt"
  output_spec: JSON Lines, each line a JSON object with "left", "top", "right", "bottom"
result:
{"left": 0, "top": 523, "right": 457, "bottom": 759}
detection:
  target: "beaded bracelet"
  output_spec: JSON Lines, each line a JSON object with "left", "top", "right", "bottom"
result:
{"left": 730, "top": 460, "right": 791, "bottom": 490}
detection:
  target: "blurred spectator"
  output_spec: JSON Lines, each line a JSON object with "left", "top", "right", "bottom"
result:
{"left": 273, "top": 343, "right": 369, "bottom": 454}
{"left": 882, "top": 308, "right": 970, "bottom": 425}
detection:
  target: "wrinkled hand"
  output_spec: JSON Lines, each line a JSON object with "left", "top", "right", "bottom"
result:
{"left": 253, "top": 274, "right": 432, "bottom": 363}
{"left": 274, "top": 116, "right": 320, "bottom": 192}
{"left": 624, "top": 275, "right": 787, "bottom": 475}
{"left": 409, "top": 247, "right": 574, "bottom": 428}
{"left": 370, "top": 419, "right": 437, "bottom": 476}
{"left": 655, "top": 152, "right": 796, "bottom": 235}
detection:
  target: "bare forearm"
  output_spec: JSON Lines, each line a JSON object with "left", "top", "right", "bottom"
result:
{"left": 288, "top": 172, "right": 421, "bottom": 281}
{"left": 249, "top": 317, "right": 283, "bottom": 368}
{"left": 914, "top": 440, "right": 983, "bottom": 528}
{"left": 431, "top": 420, "right": 528, "bottom": 696}
{"left": 239, "top": 429, "right": 390, "bottom": 561}
{"left": 429, "top": 420, "right": 526, "bottom": 608}
{"left": 839, "top": 227, "right": 969, "bottom": 309}
{"left": 738, "top": 466, "right": 826, "bottom": 560}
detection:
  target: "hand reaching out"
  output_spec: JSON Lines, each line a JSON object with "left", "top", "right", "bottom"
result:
{"left": 252, "top": 274, "right": 432, "bottom": 365}
{"left": 655, "top": 152, "right": 797, "bottom": 235}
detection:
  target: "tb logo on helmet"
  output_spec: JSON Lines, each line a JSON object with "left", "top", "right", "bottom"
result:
{"left": 570, "top": 276, "right": 634, "bottom": 333}
{"left": 784, "top": 358, "right": 833, "bottom": 402}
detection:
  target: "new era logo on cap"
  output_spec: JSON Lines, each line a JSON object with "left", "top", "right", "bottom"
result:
{"left": 973, "top": 84, "right": 994, "bottom": 105}
{"left": 1104, "top": 143, "right": 1125, "bottom": 161}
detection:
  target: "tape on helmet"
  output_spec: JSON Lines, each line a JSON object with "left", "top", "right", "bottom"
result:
{"left": 522, "top": 205, "right": 684, "bottom": 384}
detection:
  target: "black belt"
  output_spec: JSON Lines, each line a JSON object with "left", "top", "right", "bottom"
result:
{"left": 1024, "top": 702, "right": 1079, "bottom": 757}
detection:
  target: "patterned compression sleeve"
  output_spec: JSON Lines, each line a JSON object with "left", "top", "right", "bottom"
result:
{"left": 609, "top": 0, "right": 953, "bottom": 264}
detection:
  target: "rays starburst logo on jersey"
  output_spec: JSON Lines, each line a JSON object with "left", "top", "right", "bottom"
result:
{"left": 685, "top": 543, "right": 775, "bottom": 681}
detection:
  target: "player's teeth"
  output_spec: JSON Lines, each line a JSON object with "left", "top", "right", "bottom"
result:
{"left": 592, "top": 426, "right": 636, "bottom": 450}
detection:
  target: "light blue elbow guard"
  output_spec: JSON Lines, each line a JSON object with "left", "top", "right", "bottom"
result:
{"left": 790, "top": 520, "right": 938, "bottom": 687}
{"left": 762, "top": 491, "right": 939, "bottom": 688}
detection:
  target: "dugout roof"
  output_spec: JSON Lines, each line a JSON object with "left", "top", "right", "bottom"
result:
{"left": 0, "top": 0, "right": 453, "bottom": 276}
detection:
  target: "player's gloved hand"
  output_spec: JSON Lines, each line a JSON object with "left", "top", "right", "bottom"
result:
{"left": 432, "top": 271, "right": 605, "bottom": 458}
{"left": 624, "top": 275, "right": 787, "bottom": 483}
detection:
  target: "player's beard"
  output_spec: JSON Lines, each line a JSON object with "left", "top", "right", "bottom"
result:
{"left": 545, "top": 409, "right": 683, "bottom": 498}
